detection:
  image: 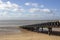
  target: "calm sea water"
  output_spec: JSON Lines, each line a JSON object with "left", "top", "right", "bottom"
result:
{"left": 0, "top": 20, "right": 57, "bottom": 27}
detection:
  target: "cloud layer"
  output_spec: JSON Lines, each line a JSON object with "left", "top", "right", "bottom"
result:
{"left": 0, "top": 0, "right": 25, "bottom": 17}
{"left": 0, "top": 0, "right": 57, "bottom": 20}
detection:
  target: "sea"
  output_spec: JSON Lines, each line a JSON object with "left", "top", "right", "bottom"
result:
{"left": 0, "top": 20, "right": 57, "bottom": 27}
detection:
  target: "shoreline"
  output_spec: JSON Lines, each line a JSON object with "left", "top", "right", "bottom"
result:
{"left": 0, "top": 27, "right": 60, "bottom": 40}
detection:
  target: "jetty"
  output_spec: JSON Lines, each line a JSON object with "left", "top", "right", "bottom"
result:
{"left": 20, "top": 20, "right": 60, "bottom": 35}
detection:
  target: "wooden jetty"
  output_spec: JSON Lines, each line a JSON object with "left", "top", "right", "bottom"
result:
{"left": 20, "top": 20, "right": 60, "bottom": 35}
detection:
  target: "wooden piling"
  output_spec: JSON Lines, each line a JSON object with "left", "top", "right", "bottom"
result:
{"left": 41, "top": 27, "right": 43, "bottom": 32}
{"left": 48, "top": 27, "right": 52, "bottom": 35}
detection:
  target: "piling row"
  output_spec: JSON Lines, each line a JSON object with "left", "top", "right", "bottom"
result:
{"left": 20, "top": 21, "right": 60, "bottom": 35}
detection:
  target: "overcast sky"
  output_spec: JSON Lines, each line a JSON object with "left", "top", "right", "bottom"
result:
{"left": 0, "top": 0, "right": 60, "bottom": 20}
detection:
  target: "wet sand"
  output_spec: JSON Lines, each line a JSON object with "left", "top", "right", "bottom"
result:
{"left": 0, "top": 27, "right": 60, "bottom": 40}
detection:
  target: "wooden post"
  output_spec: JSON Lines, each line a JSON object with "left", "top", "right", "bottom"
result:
{"left": 41, "top": 27, "right": 43, "bottom": 32}
{"left": 48, "top": 27, "right": 52, "bottom": 35}
{"left": 36, "top": 27, "right": 40, "bottom": 32}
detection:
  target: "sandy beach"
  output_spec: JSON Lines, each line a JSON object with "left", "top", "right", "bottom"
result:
{"left": 0, "top": 27, "right": 60, "bottom": 40}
